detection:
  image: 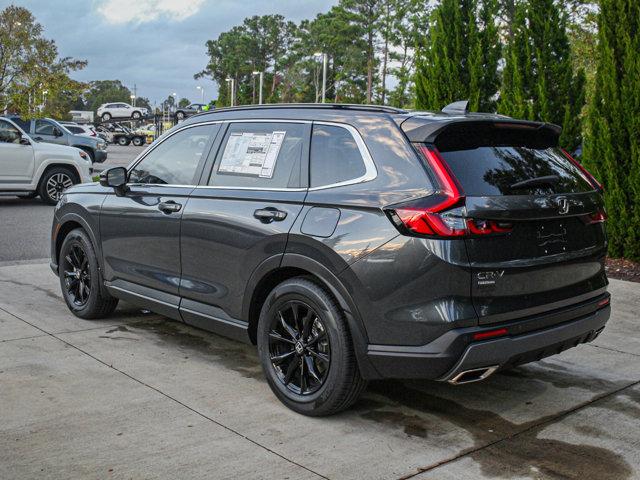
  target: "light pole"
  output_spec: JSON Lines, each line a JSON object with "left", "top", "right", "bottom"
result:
{"left": 225, "top": 78, "right": 234, "bottom": 107}
{"left": 252, "top": 71, "right": 263, "bottom": 105}
{"left": 172, "top": 92, "right": 177, "bottom": 112}
{"left": 314, "top": 52, "right": 327, "bottom": 103}
{"left": 130, "top": 94, "right": 136, "bottom": 107}
{"left": 196, "top": 85, "right": 204, "bottom": 103}
{"left": 42, "top": 90, "right": 48, "bottom": 111}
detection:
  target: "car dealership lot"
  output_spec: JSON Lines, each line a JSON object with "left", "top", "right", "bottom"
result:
{"left": 0, "top": 262, "right": 638, "bottom": 479}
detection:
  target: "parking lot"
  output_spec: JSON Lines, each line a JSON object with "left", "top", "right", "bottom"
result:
{"left": 1, "top": 144, "right": 639, "bottom": 479}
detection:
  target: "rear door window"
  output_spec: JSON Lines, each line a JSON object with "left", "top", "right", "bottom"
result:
{"left": 310, "top": 124, "right": 367, "bottom": 188}
{"left": 209, "top": 122, "right": 308, "bottom": 189}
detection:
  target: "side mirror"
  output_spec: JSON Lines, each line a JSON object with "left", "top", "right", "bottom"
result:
{"left": 99, "top": 167, "right": 128, "bottom": 196}
{"left": 19, "top": 135, "right": 31, "bottom": 146}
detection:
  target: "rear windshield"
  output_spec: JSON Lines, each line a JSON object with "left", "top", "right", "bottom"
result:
{"left": 439, "top": 146, "right": 594, "bottom": 196}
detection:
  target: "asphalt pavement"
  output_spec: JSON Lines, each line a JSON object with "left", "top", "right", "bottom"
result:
{"left": 0, "top": 145, "right": 144, "bottom": 264}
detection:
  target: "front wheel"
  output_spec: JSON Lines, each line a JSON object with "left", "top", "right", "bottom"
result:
{"left": 257, "top": 278, "right": 367, "bottom": 416}
{"left": 38, "top": 167, "right": 78, "bottom": 205}
{"left": 132, "top": 111, "right": 141, "bottom": 119}
{"left": 101, "top": 113, "right": 112, "bottom": 122}
{"left": 132, "top": 136, "right": 144, "bottom": 146}
{"left": 59, "top": 228, "right": 118, "bottom": 319}
{"left": 117, "top": 136, "right": 129, "bottom": 146}
{"left": 176, "top": 111, "right": 185, "bottom": 120}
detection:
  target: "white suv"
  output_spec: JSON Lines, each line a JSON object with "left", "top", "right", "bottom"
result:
{"left": 97, "top": 103, "right": 148, "bottom": 122}
{"left": 0, "top": 117, "right": 92, "bottom": 204}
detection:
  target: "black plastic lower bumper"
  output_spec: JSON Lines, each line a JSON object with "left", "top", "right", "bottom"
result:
{"left": 366, "top": 304, "right": 610, "bottom": 381}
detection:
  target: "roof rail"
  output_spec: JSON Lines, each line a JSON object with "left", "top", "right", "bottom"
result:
{"left": 196, "top": 103, "right": 407, "bottom": 116}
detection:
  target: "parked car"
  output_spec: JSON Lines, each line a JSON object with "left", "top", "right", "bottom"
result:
{"left": 50, "top": 103, "right": 610, "bottom": 416}
{"left": 4, "top": 116, "right": 107, "bottom": 163}
{"left": 60, "top": 122, "right": 99, "bottom": 139}
{"left": 175, "top": 103, "right": 207, "bottom": 121}
{"left": 0, "top": 117, "right": 92, "bottom": 204}
{"left": 97, "top": 102, "right": 148, "bottom": 122}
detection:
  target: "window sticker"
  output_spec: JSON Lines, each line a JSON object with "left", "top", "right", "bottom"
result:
{"left": 218, "top": 131, "right": 286, "bottom": 178}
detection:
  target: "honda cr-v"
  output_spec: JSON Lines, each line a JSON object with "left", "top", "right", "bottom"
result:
{"left": 51, "top": 102, "right": 610, "bottom": 415}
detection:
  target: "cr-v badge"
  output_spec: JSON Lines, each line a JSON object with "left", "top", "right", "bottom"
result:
{"left": 477, "top": 270, "right": 505, "bottom": 286}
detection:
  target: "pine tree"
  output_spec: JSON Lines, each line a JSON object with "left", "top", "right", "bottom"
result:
{"left": 415, "top": 0, "right": 500, "bottom": 112}
{"left": 414, "top": 0, "right": 475, "bottom": 110}
{"left": 498, "top": 0, "right": 584, "bottom": 151}
{"left": 583, "top": 0, "right": 640, "bottom": 259}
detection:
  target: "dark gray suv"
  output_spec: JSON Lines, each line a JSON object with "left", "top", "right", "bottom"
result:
{"left": 50, "top": 103, "right": 610, "bottom": 415}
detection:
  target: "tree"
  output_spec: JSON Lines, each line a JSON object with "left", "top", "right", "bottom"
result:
{"left": 498, "top": 0, "right": 585, "bottom": 151}
{"left": 84, "top": 80, "right": 132, "bottom": 112}
{"left": 0, "top": 5, "right": 86, "bottom": 117}
{"left": 178, "top": 97, "right": 190, "bottom": 108}
{"left": 583, "top": 0, "right": 640, "bottom": 259}
{"left": 414, "top": 0, "right": 500, "bottom": 111}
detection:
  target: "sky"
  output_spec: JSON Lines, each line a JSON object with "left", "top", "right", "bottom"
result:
{"left": 2, "top": 0, "right": 337, "bottom": 106}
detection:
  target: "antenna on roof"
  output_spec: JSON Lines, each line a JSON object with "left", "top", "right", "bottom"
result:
{"left": 442, "top": 100, "right": 469, "bottom": 115}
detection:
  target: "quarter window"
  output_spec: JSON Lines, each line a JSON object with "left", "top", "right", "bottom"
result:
{"left": 209, "top": 122, "right": 306, "bottom": 189}
{"left": 310, "top": 124, "right": 367, "bottom": 188}
{"left": 0, "top": 120, "right": 21, "bottom": 144}
{"left": 129, "top": 124, "right": 217, "bottom": 185}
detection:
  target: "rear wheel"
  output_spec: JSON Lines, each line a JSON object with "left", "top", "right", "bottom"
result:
{"left": 176, "top": 111, "right": 185, "bottom": 120}
{"left": 101, "top": 113, "right": 112, "bottom": 122}
{"left": 117, "top": 136, "right": 129, "bottom": 146}
{"left": 257, "top": 278, "right": 366, "bottom": 416}
{"left": 132, "top": 136, "right": 144, "bottom": 146}
{"left": 59, "top": 228, "right": 118, "bottom": 319}
{"left": 38, "top": 167, "right": 77, "bottom": 205}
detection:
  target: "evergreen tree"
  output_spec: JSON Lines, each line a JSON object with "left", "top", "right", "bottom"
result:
{"left": 414, "top": 0, "right": 500, "bottom": 112}
{"left": 498, "top": 0, "right": 584, "bottom": 150}
{"left": 583, "top": 0, "right": 640, "bottom": 259}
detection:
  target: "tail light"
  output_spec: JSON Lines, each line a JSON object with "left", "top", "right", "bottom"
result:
{"left": 581, "top": 208, "right": 607, "bottom": 225}
{"left": 387, "top": 145, "right": 513, "bottom": 238}
{"left": 561, "top": 149, "right": 603, "bottom": 191}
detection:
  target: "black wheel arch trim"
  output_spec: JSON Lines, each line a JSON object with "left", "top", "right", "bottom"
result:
{"left": 243, "top": 252, "right": 380, "bottom": 379}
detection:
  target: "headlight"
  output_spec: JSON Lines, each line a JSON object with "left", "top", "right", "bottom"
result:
{"left": 98, "top": 141, "right": 108, "bottom": 150}
{"left": 79, "top": 150, "right": 90, "bottom": 161}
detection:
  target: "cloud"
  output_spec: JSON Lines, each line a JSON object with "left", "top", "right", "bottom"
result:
{"left": 97, "top": 0, "right": 206, "bottom": 24}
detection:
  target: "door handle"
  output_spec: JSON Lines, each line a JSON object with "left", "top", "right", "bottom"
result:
{"left": 254, "top": 207, "right": 287, "bottom": 223}
{"left": 158, "top": 201, "right": 182, "bottom": 214}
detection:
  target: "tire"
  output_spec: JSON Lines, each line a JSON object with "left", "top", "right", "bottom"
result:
{"left": 132, "top": 136, "right": 144, "bottom": 147}
{"left": 257, "top": 277, "right": 367, "bottom": 416}
{"left": 132, "top": 111, "right": 141, "bottom": 119}
{"left": 117, "top": 136, "right": 129, "bottom": 146}
{"left": 38, "top": 167, "right": 78, "bottom": 205}
{"left": 59, "top": 228, "right": 118, "bottom": 319}
{"left": 176, "top": 111, "right": 185, "bottom": 120}
{"left": 101, "top": 113, "right": 112, "bottom": 122}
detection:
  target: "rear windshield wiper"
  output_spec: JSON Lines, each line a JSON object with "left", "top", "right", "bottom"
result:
{"left": 510, "top": 175, "right": 560, "bottom": 190}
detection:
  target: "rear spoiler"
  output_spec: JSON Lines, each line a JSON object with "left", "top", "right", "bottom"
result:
{"left": 400, "top": 116, "right": 562, "bottom": 147}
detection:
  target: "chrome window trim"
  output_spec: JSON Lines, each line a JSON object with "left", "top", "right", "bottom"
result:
{"left": 126, "top": 118, "right": 378, "bottom": 192}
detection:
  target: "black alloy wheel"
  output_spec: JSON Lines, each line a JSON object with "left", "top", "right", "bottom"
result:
{"left": 268, "top": 300, "right": 330, "bottom": 395}
{"left": 62, "top": 243, "right": 91, "bottom": 307}
{"left": 58, "top": 228, "right": 119, "bottom": 319}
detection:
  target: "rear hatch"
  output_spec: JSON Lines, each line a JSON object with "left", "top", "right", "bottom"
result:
{"left": 399, "top": 119, "right": 608, "bottom": 325}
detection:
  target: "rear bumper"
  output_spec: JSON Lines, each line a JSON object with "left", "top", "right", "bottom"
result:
{"left": 366, "top": 302, "right": 610, "bottom": 381}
